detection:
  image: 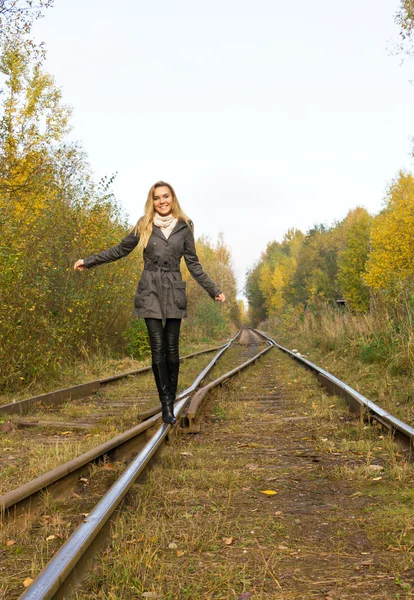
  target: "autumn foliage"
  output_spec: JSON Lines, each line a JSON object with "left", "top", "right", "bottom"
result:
{"left": 0, "top": 25, "right": 242, "bottom": 390}
{"left": 245, "top": 172, "right": 414, "bottom": 374}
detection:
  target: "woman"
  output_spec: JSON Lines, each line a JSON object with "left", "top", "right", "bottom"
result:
{"left": 74, "top": 181, "right": 225, "bottom": 425}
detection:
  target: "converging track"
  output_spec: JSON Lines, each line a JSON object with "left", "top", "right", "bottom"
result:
{"left": 1, "top": 328, "right": 413, "bottom": 599}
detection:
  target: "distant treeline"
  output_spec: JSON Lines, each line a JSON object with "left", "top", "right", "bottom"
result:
{"left": 0, "top": 7, "right": 243, "bottom": 390}
{"left": 245, "top": 171, "right": 414, "bottom": 326}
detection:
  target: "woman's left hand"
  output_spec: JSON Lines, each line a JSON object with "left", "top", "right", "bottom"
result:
{"left": 215, "top": 293, "right": 226, "bottom": 302}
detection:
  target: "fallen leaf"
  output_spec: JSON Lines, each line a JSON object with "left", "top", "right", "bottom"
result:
{"left": 222, "top": 537, "right": 234, "bottom": 545}
{"left": 23, "top": 578, "right": 33, "bottom": 587}
{"left": 0, "top": 421, "right": 14, "bottom": 433}
{"left": 46, "top": 535, "right": 56, "bottom": 541}
{"left": 260, "top": 490, "right": 278, "bottom": 496}
{"left": 176, "top": 550, "right": 185, "bottom": 557}
{"left": 372, "top": 477, "right": 382, "bottom": 481}
{"left": 180, "top": 452, "right": 193, "bottom": 457}
{"left": 61, "top": 431, "right": 72, "bottom": 435}
{"left": 102, "top": 463, "right": 115, "bottom": 470}
{"left": 7, "top": 539, "right": 15, "bottom": 547}
{"left": 168, "top": 542, "right": 178, "bottom": 549}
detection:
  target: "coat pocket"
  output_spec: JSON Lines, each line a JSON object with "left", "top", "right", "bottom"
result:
{"left": 172, "top": 280, "right": 188, "bottom": 309}
{"left": 134, "top": 281, "right": 147, "bottom": 309}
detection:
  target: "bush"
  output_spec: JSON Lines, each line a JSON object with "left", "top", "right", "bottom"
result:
{"left": 123, "top": 319, "right": 151, "bottom": 361}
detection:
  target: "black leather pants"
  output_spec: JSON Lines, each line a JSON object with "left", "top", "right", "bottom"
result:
{"left": 144, "top": 318, "right": 181, "bottom": 364}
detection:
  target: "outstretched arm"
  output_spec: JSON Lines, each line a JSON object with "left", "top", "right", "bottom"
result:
{"left": 75, "top": 228, "right": 139, "bottom": 270}
{"left": 183, "top": 225, "right": 224, "bottom": 300}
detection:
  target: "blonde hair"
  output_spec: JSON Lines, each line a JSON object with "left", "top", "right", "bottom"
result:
{"left": 135, "top": 181, "right": 192, "bottom": 251}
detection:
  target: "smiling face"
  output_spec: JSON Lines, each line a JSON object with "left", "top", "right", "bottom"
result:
{"left": 153, "top": 185, "right": 173, "bottom": 216}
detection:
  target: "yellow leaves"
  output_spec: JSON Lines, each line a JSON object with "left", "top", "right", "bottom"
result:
{"left": 260, "top": 490, "right": 278, "bottom": 496}
{"left": 23, "top": 577, "right": 34, "bottom": 588}
{"left": 365, "top": 172, "right": 414, "bottom": 293}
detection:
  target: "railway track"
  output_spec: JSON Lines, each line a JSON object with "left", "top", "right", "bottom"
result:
{"left": 0, "top": 341, "right": 236, "bottom": 497}
{"left": 1, "top": 327, "right": 413, "bottom": 599}
{"left": 1, "top": 328, "right": 271, "bottom": 599}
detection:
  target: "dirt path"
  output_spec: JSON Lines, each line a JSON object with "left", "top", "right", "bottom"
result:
{"left": 56, "top": 348, "right": 414, "bottom": 597}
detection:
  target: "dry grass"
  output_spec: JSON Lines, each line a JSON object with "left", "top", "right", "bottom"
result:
{"left": 262, "top": 308, "right": 414, "bottom": 426}
{"left": 0, "top": 337, "right": 228, "bottom": 408}
{"left": 0, "top": 351, "right": 219, "bottom": 496}
{"left": 72, "top": 349, "right": 414, "bottom": 599}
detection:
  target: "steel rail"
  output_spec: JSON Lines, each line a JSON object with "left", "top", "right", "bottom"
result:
{"left": 257, "top": 330, "right": 414, "bottom": 451}
{"left": 1, "top": 331, "right": 240, "bottom": 519}
{"left": 181, "top": 334, "right": 273, "bottom": 432}
{"left": 18, "top": 330, "right": 242, "bottom": 599}
{"left": 0, "top": 343, "right": 228, "bottom": 417}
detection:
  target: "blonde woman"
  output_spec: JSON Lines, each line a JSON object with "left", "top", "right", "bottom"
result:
{"left": 74, "top": 181, "right": 225, "bottom": 424}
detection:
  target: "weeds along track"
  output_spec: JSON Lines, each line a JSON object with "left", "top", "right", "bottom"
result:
{"left": 2, "top": 328, "right": 413, "bottom": 599}
{"left": 0, "top": 343, "right": 232, "bottom": 496}
{"left": 258, "top": 332, "right": 414, "bottom": 455}
{"left": 0, "top": 328, "right": 272, "bottom": 599}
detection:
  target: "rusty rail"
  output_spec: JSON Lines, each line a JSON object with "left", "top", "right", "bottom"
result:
{"left": 17, "top": 329, "right": 279, "bottom": 600}
{"left": 2, "top": 332, "right": 240, "bottom": 520}
{"left": 257, "top": 330, "right": 414, "bottom": 452}
{"left": 0, "top": 343, "right": 229, "bottom": 417}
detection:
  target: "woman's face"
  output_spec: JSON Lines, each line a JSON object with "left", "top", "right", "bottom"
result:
{"left": 153, "top": 186, "right": 173, "bottom": 216}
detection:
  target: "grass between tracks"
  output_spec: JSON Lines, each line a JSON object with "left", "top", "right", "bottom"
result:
{"left": 1, "top": 346, "right": 234, "bottom": 600}
{"left": 71, "top": 349, "right": 414, "bottom": 599}
{"left": 0, "top": 337, "right": 228, "bottom": 407}
{"left": 260, "top": 314, "right": 414, "bottom": 427}
{"left": 0, "top": 350, "right": 218, "bottom": 495}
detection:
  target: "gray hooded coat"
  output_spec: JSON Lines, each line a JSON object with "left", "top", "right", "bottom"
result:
{"left": 83, "top": 220, "right": 222, "bottom": 321}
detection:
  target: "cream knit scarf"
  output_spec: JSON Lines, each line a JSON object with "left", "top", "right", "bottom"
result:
{"left": 153, "top": 212, "right": 178, "bottom": 239}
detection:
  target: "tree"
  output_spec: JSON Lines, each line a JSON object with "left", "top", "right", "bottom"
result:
{"left": 337, "top": 207, "right": 371, "bottom": 312}
{"left": 365, "top": 171, "right": 414, "bottom": 298}
{"left": 0, "top": 1, "right": 54, "bottom": 35}
{"left": 395, "top": 1, "right": 414, "bottom": 56}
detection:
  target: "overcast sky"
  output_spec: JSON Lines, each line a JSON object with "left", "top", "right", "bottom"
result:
{"left": 32, "top": 0, "right": 414, "bottom": 299}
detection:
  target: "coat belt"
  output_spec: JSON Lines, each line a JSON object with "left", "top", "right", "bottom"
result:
{"left": 143, "top": 258, "right": 181, "bottom": 323}
{"left": 144, "top": 258, "right": 180, "bottom": 272}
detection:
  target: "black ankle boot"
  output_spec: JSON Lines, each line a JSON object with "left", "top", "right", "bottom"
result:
{"left": 151, "top": 361, "right": 176, "bottom": 425}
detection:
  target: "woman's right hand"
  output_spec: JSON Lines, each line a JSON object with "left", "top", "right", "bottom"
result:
{"left": 74, "top": 259, "right": 86, "bottom": 271}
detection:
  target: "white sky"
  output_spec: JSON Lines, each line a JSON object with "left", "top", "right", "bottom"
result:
{"left": 32, "top": 0, "right": 414, "bottom": 299}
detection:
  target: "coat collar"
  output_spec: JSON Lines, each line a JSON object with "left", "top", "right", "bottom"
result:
{"left": 152, "top": 219, "right": 188, "bottom": 240}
